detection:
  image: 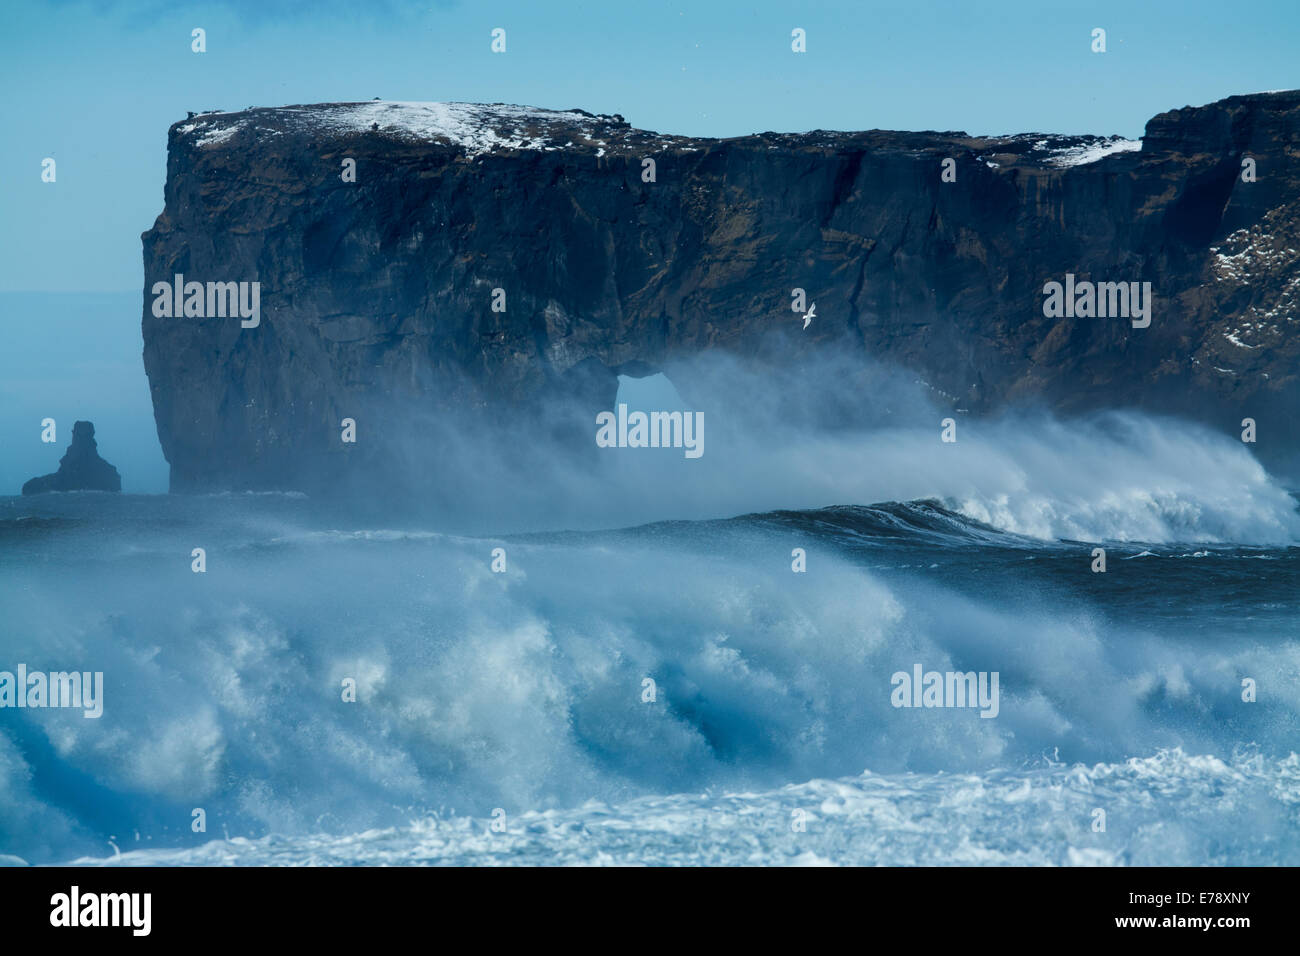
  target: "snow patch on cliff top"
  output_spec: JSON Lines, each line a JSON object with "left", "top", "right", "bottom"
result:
{"left": 1043, "top": 137, "right": 1142, "bottom": 167}
{"left": 174, "top": 119, "right": 243, "bottom": 148}
{"left": 305, "top": 102, "right": 613, "bottom": 154}
{"left": 176, "top": 101, "right": 629, "bottom": 156}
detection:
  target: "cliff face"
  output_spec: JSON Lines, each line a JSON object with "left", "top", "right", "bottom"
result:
{"left": 142, "top": 95, "right": 1300, "bottom": 492}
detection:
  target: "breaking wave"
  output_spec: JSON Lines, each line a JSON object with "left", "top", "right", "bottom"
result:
{"left": 1, "top": 492, "right": 1296, "bottom": 864}
{"left": 65, "top": 750, "right": 1300, "bottom": 867}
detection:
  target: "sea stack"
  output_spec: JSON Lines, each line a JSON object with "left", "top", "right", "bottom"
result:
{"left": 21, "top": 421, "right": 122, "bottom": 495}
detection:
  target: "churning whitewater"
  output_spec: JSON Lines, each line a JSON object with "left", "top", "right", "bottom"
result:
{"left": 1, "top": 436, "right": 1297, "bottom": 865}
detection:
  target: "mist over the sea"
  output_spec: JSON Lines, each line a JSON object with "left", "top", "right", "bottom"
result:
{"left": 3, "top": 308, "right": 1298, "bottom": 868}
{"left": 2, "top": 467, "right": 1296, "bottom": 865}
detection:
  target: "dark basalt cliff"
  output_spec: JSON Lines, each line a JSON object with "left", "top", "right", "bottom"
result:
{"left": 142, "top": 94, "right": 1300, "bottom": 492}
{"left": 22, "top": 421, "right": 122, "bottom": 495}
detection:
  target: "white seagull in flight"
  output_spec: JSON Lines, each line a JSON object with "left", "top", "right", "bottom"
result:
{"left": 802, "top": 303, "right": 816, "bottom": 330}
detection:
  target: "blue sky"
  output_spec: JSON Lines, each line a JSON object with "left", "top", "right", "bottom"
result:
{"left": 1, "top": 0, "right": 1297, "bottom": 293}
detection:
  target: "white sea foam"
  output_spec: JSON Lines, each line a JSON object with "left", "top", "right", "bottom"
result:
{"left": 2, "top": 499, "right": 1296, "bottom": 864}
{"left": 64, "top": 750, "right": 1300, "bottom": 866}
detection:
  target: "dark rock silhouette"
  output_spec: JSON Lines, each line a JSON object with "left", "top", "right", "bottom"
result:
{"left": 143, "top": 93, "right": 1300, "bottom": 491}
{"left": 21, "top": 421, "right": 122, "bottom": 495}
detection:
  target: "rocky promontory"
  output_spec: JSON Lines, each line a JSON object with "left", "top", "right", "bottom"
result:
{"left": 22, "top": 421, "right": 122, "bottom": 495}
{"left": 142, "top": 94, "right": 1300, "bottom": 491}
